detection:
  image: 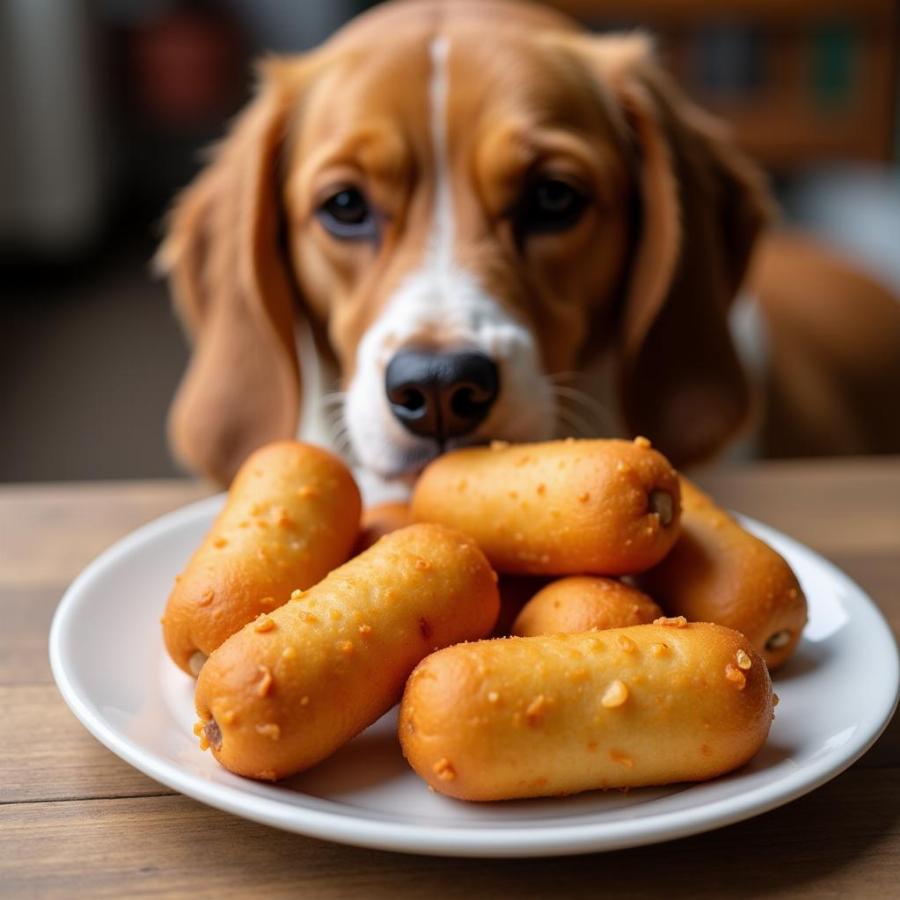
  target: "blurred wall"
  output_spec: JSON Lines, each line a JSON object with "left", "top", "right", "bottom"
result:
{"left": 0, "top": 0, "right": 105, "bottom": 254}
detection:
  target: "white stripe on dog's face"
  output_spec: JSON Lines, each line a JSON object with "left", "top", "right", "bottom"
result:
{"left": 344, "top": 36, "right": 554, "bottom": 480}
{"left": 429, "top": 35, "right": 453, "bottom": 274}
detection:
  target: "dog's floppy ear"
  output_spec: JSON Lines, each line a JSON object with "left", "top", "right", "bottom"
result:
{"left": 572, "top": 35, "right": 773, "bottom": 465}
{"left": 157, "top": 60, "right": 308, "bottom": 485}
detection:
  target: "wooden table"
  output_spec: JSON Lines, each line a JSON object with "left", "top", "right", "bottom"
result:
{"left": 2, "top": 460, "right": 898, "bottom": 898}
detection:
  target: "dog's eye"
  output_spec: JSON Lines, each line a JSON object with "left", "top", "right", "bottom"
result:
{"left": 519, "top": 177, "right": 588, "bottom": 233}
{"left": 316, "top": 187, "right": 376, "bottom": 240}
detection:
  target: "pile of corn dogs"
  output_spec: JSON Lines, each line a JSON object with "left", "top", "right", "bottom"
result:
{"left": 161, "top": 437, "right": 807, "bottom": 800}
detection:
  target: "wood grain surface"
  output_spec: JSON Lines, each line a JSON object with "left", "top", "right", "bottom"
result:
{"left": 1, "top": 461, "right": 898, "bottom": 898}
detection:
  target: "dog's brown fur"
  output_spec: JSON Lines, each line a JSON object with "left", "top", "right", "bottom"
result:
{"left": 158, "top": 0, "right": 900, "bottom": 484}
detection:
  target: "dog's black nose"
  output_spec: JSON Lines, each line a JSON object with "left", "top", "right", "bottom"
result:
{"left": 385, "top": 349, "right": 500, "bottom": 441}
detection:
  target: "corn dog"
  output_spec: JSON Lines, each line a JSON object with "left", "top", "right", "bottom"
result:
{"left": 194, "top": 524, "right": 499, "bottom": 780}
{"left": 512, "top": 576, "right": 661, "bottom": 637}
{"left": 410, "top": 438, "right": 681, "bottom": 575}
{"left": 400, "top": 621, "right": 773, "bottom": 800}
{"left": 162, "top": 440, "right": 361, "bottom": 676}
{"left": 639, "top": 479, "right": 807, "bottom": 670}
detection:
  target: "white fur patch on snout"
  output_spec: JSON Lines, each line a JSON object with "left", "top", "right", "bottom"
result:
{"left": 344, "top": 266, "right": 554, "bottom": 479}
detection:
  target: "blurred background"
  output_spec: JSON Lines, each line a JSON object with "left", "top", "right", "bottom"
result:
{"left": 2, "top": 0, "right": 898, "bottom": 482}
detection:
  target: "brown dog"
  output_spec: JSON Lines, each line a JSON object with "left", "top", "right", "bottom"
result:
{"left": 158, "top": 0, "right": 900, "bottom": 485}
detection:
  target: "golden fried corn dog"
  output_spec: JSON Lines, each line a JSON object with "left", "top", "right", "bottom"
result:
{"left": 638, "top": 479, "right": 807, "bottom": 670}
{"left": 162, "top": 441, "right": 361, "bottom": 676}
{"left": 354, "top": 501, "right": 411, "bottom": 554}
{"left": 411, "top": 438, "right": 681, "bottom": 575}
{"left": 512, "top": 576, "right": 661, "bottom": 637}
{"left": 400, "top": 621, "right": 773, "bottom": 801}
{"left": 195, "top": 524, "right": 499, "bottom": 781}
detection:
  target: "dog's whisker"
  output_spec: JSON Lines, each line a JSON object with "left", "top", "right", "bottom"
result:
{"left": 329, "top": 419, "right": 352, "bottom": 448}
{"left": 552, "top": 405, "right": 607, "bottom": 438}
{"left": 550, "top": 384, "right": 613, "bottom": 418}
{"left": 330, "top": 428, "right": 354, "bottom": 460}
{"left": 552, "top": 393, "right": 614, "bottom": 438}
{"left": 320, "top": 398, "right": 358, "bottom": 464}
{"left": 538, "top": 373, "right": 599, "bottom": 439}
{"left": 548, "top": 385, "right": 617, "bottom": 434}
{"left": 323, "top": 406, "right": 346, "bottom": 431}
{"left": 550, "top": 392, "right": 601, "bottom": 430}
{"left": 327, "top": 416, "right": 349, "bottom": 439}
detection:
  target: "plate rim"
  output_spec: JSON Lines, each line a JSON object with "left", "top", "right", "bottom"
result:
{"left": 49, "top": 494, "right": 900, "bottom": 858}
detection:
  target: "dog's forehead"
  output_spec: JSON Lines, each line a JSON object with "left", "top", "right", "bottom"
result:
{"left": 300, "top": 27, "right": 611, "bottom": 152}
{"left": 295, "top": 38, "right": 431, "bottom": 156}
{"left": 444, "top": 33, "right": 616, "bottom": 137}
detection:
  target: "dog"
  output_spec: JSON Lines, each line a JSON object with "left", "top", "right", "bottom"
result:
{"left": 158, "top": 0, "right": 900, "bottom": 489}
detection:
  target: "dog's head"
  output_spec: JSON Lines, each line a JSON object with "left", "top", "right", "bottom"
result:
{"left": 159, "top": 0, "right": 770, "bottom": 485}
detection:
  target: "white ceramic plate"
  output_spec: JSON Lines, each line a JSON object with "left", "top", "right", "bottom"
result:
{"left": 50, "top": 494, "right": 898, "bottom": 857}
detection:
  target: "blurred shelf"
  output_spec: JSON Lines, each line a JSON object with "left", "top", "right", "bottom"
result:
{"left": 544, "top": 0, "right": 899, "bottom": 168}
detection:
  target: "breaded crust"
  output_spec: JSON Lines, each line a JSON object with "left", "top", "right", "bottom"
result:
{"left": 195, "top": 523, "right": 499, "bottom": 780}
{"left": 411, "top": 438, "right": 681, "bottom": 575}
{"left": 400, "top": 621, "right": 773, "bottom": 800}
